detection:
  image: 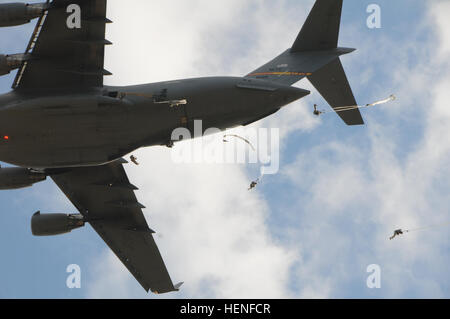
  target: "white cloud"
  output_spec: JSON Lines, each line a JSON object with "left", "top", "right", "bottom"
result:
{"left": 430, "top": 0, "right": 450, "bottom": 59}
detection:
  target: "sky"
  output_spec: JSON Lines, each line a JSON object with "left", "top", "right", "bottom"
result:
{"left": 0, "top": 0, "right": 449, "bottom": 298}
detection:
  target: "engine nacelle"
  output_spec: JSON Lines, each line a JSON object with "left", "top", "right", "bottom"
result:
{"left": 0, "top": 53, "right": 30, "bottom": 76}
{"left": 31, "top": 212, "right": 85, "bottom": 236}
{"left": 0, "top": 3, "right": 46, "bottom": 27}
{"left": 0, "top": 167, "right": 46, "bottom": 190}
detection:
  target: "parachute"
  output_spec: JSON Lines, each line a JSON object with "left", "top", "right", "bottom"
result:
{"left": 314, "top": 95, "right": 396, "bottom": 116}
{"left": 222, "top": 134, "right": 264, "bottom": 190}
{"left": 223, "top": 134, "right": 256, "bottom": 151}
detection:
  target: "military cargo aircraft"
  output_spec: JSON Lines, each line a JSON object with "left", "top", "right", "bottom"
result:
{"left": 0, "top": 0, "right": 363, "bottom": 294}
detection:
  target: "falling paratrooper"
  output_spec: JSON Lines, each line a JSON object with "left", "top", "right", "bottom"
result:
{"left": 389, "top": 229, "right": 404, "bottom": 240}
{"left": 389, "top": 220, "right": 450, "bottom": 240}
{"left": 248, "top": 179, "right": 259, "bottom": 191}
{"left": 130, "top": 155, "right": 139, "bottom": 166}
{"left": 222, "top": 134, "right": 264, "bottom": 190}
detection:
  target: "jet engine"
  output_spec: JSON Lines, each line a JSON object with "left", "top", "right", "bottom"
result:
{"left": 31, "top": 212, "right": 85, "bottom": 236}
{"left": 0, "top": 167, "right": 46, "bottom": 190}
{"left": 0, "top": 53, "right": 30, "bottom": 76}
{"left": 0, "top": 2, "right": 47, "bottom": 27}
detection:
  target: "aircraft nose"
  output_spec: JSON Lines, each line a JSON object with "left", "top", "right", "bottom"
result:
{"left": 278, "top": 86, "right": 310, "bottom": 106}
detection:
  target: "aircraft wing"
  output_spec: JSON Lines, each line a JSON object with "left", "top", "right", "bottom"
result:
{"left": 13, "top": 0, "right": 111, "bottom": 89}
{"left": 50, "top": 160, "right": 181, "bottom": 294}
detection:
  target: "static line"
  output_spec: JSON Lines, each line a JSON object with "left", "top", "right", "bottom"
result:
{"left": 390, "top": 221, "right": 450, "bottom": 240}
{"left": 314, "top": 95, "right": 396, "bottom": 116}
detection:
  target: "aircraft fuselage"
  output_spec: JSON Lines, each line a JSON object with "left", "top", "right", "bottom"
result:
{"left": 0, "top": 76, "right": 308, "bottom": 168}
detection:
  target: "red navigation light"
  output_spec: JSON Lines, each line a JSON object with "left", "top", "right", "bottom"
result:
{"left": 3, "top": 136, "right": 9, "bottom": 140}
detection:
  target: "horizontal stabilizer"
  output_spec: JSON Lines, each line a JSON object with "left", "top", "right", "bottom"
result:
{"left": 308, "top": 58, "right": 364, "bottom": 125}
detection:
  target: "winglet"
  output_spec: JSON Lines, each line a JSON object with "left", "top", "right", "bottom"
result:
{"left": 174, "top": 282, "right": 184, "bottom": 291}
{"left": 116, "top": 158, "right": 129, "bottom": 164}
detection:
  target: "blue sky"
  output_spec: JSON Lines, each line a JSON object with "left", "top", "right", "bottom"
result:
{"left": 0, "top": 0, "right": 449, "bottom": 298}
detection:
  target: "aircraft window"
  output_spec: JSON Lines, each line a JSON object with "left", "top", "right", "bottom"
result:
{"left": 107, "top": 91, "right": 119, "bottom": 98}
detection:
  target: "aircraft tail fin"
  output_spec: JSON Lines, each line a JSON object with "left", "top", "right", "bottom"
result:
{"left": 246, "top": 0, "right": 364, "bottom": 125}
{"left": 291, "top": 0, "right": 343, "bottom": 52}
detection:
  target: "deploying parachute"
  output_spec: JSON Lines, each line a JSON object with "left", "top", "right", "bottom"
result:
{"left": 314, "top": 95, "right": 396, "bottom": 116}
{"left": 367, "top": 95, "right": 397, "bottom": 107}
{"left": 223, "top": 134, "right": 256, "bottom": 151}
{"left": 222, "top": 134, "right": 265, "bottom": 190}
